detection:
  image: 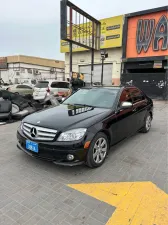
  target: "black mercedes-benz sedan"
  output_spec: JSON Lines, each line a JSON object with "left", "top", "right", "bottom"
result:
{"left": 17, "top": 86, "right": 153, "bottom": 168}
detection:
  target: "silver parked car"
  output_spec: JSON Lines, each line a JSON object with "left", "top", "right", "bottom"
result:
{"left": 9, "top": 84, "right": 34, "bottom": 96}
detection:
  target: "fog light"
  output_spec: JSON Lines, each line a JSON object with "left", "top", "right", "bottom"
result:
{"left": 67, "top": 154, "right": 74, "bottom": 161}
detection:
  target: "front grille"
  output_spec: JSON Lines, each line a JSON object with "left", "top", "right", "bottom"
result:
{"left": 23, "top": 123, "right": 57, "bottom": 141}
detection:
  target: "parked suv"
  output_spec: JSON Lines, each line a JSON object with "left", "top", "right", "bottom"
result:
{"left": 33, "top": 80, "right": 70, "bottom": 100}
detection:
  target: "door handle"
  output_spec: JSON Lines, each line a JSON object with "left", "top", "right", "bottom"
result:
{"left": 133, "top": 108, "right": 137, "bottom": 112}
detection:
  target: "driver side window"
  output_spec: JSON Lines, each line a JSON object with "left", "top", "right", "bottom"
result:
{"left": 119, "top": 89, "right": 132, "bottom": 107}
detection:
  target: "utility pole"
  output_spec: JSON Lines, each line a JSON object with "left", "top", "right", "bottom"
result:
{"left": 100, "top": 49, "right": 108, "bottom": 85}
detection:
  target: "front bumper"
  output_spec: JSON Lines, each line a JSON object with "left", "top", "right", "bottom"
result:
{"left": 17, "top": 129, "right": 87, "bottom": 166}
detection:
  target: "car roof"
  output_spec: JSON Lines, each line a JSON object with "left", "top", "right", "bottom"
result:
{"left": 17, "top": 84, "right": 31, "bottom": 86}
{"left": 38, "top": 80, "right": 69, "bottom": 83}
{"left": 12, "top": 84, "right": 31, "bottom": 87}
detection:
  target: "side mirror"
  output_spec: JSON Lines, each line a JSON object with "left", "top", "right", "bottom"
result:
{"left": 120, "top": 101, "right": 133, "bottom": 109}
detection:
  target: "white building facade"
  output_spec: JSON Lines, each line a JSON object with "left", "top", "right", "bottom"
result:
{"left": 0, "top": 55, "right": 65, "bottom": 85}
{"left": 65, "top": 48, "right": 122, "bottom": 86}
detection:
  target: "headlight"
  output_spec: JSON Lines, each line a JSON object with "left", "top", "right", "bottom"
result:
{"left": 57, "top": 128, "right": 87, "bottom": 142}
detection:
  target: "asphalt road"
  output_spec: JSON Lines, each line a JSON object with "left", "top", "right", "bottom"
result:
{"left": 0, "top": 101, "right": 167, "bottom": 225}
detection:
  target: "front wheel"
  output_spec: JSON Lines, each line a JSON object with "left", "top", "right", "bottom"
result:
{"left": 141, "top": 113, "right": 152, "bottom": 133}
{"left": 86, "top": 132, "right": 109, "bottom": 168}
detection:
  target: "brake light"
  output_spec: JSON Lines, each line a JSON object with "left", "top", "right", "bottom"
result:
{"left": 58, "top": 92, "right": 64, "bottom": 96}
{"left": 46, "top": 87, "right": 50, "bottom": 93}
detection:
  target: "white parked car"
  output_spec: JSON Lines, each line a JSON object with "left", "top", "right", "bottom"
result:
{"left": 33, "top": 80, "right": 70, "bottom": 101}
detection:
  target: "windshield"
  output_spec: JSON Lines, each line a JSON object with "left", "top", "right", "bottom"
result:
{"left": 63, "top": 88, "right": 119, "bottom": 108}
{"left": 51, "top": 82, "right": 69, "bottom": 88}
{"left": 35, "top": 81, "right": 49, "bottom": 88}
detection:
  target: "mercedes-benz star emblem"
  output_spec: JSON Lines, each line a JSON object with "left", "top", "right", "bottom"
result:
{"left": 30, "top": 127, "right": 37, "bottom": 138}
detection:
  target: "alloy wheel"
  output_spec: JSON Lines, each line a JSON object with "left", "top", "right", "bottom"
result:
{"left": 93, "top": 138, "right": 107, "bottom": 164}
{"left": 146, "top": 115, "right": 151, "bottom": 131}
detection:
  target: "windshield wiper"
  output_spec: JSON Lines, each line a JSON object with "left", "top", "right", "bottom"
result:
{"left": 73, "top": 103, "right": 95, "bottom": 108}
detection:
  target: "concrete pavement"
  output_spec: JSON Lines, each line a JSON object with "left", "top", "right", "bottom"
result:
{"left": 0, "top": 101, "right": 167, "bottom": 225}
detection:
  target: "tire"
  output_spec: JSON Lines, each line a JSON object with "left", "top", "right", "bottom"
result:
{"left": 141, "top": 113, "right": 152, "bottom": 133}
{"left": 86, "top": 132, "right": 109, "bottom": 168}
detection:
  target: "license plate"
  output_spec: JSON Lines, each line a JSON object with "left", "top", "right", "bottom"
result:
{"left": 26, "top": 140, "right": 39, "bottom": 153}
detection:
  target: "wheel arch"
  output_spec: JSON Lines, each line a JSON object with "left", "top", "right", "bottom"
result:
{"left": 149, "top": 111, "right": 153, "bottom": 119}
{"left": 99, "top": 129, "right": 112, "bottom": 146}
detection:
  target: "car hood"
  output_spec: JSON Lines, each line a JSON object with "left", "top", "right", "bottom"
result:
{"left": 23, "top": 104, "right": 111, "bottom": 131}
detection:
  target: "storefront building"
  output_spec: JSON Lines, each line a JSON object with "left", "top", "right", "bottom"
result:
{"left": 61, "top": 15, "right": 124, "bottom": 86}
{"left": 121, "top": 6, "right": 168, "bottom": 99}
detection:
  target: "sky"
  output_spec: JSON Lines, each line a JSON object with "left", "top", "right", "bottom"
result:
{"left": 0, "top": 0, "right": 167, "bottom": 60}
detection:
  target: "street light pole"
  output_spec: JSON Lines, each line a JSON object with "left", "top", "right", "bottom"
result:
{"left": 101, "top": 57, "right": 104, "bottom": 85}
{"left": 100, "top": 49, "right": 108, "bottom": 86}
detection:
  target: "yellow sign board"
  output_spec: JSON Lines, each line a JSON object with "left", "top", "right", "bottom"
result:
{"left": 68, "top": 182, "right": 168, "bottom": 225}
{"left": 61, "top": 15, "right": 123, "bottom": 53}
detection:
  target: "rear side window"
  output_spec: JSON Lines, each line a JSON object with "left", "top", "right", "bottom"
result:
{"left": 35, "top": 82, "right": 49, "bottom": 88}
{"left": 119, "top": 89, "right": 132, "bottom": 103}
{"left": 51, "top": 82, "right": 69, "bottom": 88}
{"left": 16, "top": 85, "right": 25, "bottom": 89}
{"left": 129, "top": 88, "right": 145, "bottom": 103}
{"left": 23, "top": 85, "right": 32, "bottom": 89}
{"left": 17, "top": 85, "right": 32, "bottom": 89}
